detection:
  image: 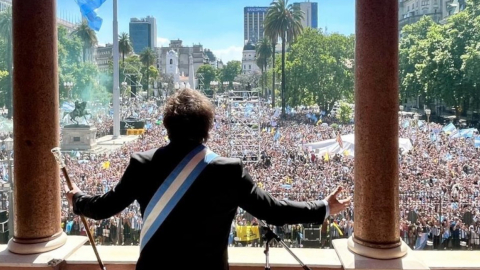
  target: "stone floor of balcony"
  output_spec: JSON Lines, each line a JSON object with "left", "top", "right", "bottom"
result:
{"left": 0, "top": 237, "right": 479, "bottom": 270}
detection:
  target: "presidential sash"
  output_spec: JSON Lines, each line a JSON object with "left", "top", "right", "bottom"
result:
{"left": 139, "top": 145, "right": 218, "bottom": 251}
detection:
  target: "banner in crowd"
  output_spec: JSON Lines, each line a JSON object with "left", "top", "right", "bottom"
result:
{"left": 303, "top": 134, "right": 413, "bottom": 157}
{"left": 236, "top": 226, "right": 260, "bottom": 241}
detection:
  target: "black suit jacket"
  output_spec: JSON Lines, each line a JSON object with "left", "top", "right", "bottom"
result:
{"left": 73, "top": 141, "right": 327, "bottom": 270}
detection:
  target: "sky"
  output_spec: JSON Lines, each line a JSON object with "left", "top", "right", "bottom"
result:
{"left": 57, "top": 0, "right": 355, "bottom": 63}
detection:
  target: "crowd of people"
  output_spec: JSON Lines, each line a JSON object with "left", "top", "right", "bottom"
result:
{"left": 1, "top": 95, "right": 479, "bottom": 250}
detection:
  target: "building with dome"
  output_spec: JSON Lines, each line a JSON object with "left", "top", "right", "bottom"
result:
{"left": 241, "top": 41, "right": 260, "bottom": 74}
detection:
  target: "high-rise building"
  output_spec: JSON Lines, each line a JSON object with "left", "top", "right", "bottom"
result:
{"left": 244, "top": 7, "right": 269, "bottom": 44}
{"left": 129, "top": 16, "right": 157, "bottom": 54}
{"left": 293, "top": 1, "right": 318, "bottom": 29}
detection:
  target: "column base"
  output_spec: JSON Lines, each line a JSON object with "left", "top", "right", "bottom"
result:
{"left": 333, "top": 238, "right": 429, "bottom": 270}
{"left": 347, "top": 235, "right": 408, "bottom": 260}
{"left": 7, "top": 231, "right": 68, "bottom": 254}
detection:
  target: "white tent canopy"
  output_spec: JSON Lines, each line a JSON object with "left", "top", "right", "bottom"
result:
{"left": 303, "top": 134, "right": 413, "bottom": 157}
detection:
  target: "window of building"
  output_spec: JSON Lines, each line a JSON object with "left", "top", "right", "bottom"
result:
{"left": 249, "top": 65, "right": 251, "bottom": 70}
{"left": 170, "top": 59, "right": 173, "bottom": 64}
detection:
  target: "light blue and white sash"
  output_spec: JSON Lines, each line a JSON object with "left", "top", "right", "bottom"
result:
{"left": 139, "top": 144, "right": 218, "bottom": 251}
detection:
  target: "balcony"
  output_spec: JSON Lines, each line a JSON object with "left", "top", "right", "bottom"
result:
{"left": 4, "top": 1, "right": 480, "bottom": 270}
{"left": 1, "top": 237, "right": 480, "bottom": 270}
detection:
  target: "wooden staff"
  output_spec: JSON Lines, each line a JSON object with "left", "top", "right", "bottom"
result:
{"left": 51, "top": 147, "right": 106, "bottom": 270}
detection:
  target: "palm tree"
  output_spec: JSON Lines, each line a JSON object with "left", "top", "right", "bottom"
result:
{"left": 118, "top": 32, "right": 133, "bottom": 64}
{"left": 0, "top": 7, "right": 12, "bottom": 119}
{"left": 264, "top": 0, "right": 304, "bottom": 116}
{"left": 256, "top": 38, "right": 272, "bottom": 98}
{"left": 139, "top": 47, "right": 157, "bottom": 97}
{"left": 72, "top": 19, "right": 98, "bottom": 62}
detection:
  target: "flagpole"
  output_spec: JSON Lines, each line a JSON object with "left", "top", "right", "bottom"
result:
{"left": 112, "top": 0, "right": 120, "bottom": 139}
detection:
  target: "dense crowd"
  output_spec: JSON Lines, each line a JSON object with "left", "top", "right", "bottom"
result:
{"left": 1, "top": 96, "right": 479, "bottom": 250}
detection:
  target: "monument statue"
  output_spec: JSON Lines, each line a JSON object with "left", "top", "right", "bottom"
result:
{"left": 64, "top": 101, "right": 91, "bottom": 125}
{"left": 61, "top": 100, "right": 97, "bottom": 151}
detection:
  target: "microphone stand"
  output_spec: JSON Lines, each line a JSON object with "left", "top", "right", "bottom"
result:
{"left": 51, "top": 147, "right": 106, "bottom": 270}
{"left": 258, "top": 220, "right": 311, "bottom": 270}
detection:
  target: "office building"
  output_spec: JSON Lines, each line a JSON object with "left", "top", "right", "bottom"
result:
{"left": 398, "top": 0, "right": 466, "bottom": 33}
{"left": 244, "top": 7, "right": 269, "bottom": 44}
{"left": 95, "top": 44, "right": 113, "bottom": 73}
{"left": 129, "top": 16, "right": 157, "bottom": 54}
{"left": 293, "top": 1, "right": 318, "bottom": 29}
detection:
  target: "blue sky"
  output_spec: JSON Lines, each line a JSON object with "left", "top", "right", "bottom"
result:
{"left": 57, "top": 0, "right": 355, "bottom": 62}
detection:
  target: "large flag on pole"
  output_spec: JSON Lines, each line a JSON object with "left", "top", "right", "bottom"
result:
{"left": 75, "top": 0, "right": 107, "bottom": 31}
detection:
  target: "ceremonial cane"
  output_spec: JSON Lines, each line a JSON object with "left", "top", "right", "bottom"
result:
{"left": 51, "top": 147, "right": 106, "bottom": 270}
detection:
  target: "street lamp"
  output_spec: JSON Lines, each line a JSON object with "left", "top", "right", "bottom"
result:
{"left": 3, "top": 137, "right": 13, "bottom": 240}
{"left": 425, "top": 108, "right": 431, "bottom": 123}
{"left": 63, "top": 81, "right": 74, "bottom": 99}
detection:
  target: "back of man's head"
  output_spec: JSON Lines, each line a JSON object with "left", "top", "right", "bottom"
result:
{"left": 163, "top": 88, "right": 214, "bottom": 143}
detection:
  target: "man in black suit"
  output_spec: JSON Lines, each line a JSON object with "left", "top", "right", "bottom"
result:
{"left": 65, "top": 88, "right": 351, "bottom": 270}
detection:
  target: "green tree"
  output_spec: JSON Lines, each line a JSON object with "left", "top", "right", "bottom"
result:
{"left": 196, "top": 64, "right": 217, "bottom": 89}
{"left": 264, "top": 0, "right": 304, "bottom": 116}
{"left": 399, "top": 1, "right": 480, "bottom": 118}
{"left": 221, "top": 60, "right": 242, "bottom": 88}
{"left": 276, "top": 28, "right": 354, "bottom": 110}
{"left": 256, "top": 38, "right": 272, "bottom": 98}
{"left": 72, "top": 19, "right": 98, "bottom": 63}
{"left": 0, "top": 7, "right": 12, "bottom": 119}
{"left": 336, "top": 102, "right": 353, "bottom": 124}
{"left": 118, "top": 32, "right": 133, "bottom": 64}
{"left": 139, "top": 47, "right": 157, "bottom": 97}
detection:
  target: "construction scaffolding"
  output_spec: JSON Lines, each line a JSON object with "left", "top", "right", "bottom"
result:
{"left": 227, "top": 89, "right": 262, "bottom": 163}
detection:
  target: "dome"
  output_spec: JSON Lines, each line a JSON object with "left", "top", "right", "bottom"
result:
{"left": 243, "top": 41, "right": 256, "bottom": 51}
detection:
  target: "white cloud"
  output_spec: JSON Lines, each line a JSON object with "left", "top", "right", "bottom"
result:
{"left": 212, "top": 46, "right": 243, "bottom": 63}
{"left": 157, "top": 37, "right": 170, "bottom": 47}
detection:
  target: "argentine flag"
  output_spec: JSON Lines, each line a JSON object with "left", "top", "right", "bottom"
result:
{"left": 475, "top": 136, "right": 480, "bottom": 148}
{"left": 442, "top": 123, "right": 456, "bottom": 133}
{"left": 75, "top": 0, "right": 107, "bottom": 31}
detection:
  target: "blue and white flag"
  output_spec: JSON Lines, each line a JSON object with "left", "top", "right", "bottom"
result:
{"left": 459, "top": 128, "right": 477, "bottom": 138}
{"left": 273, "top": 130, "right": 281, "bottom": 141}
{"left": 475, "top": 136, "right": 480, "bottom": 148}
{"left": 449, "top": 129, "right": 460, "bottom": 139}
{"left": 75, "top": 0, "right": 107, "bottom": 31}
{"left": 442, "top": 123, "right": 456, "bottom": 133}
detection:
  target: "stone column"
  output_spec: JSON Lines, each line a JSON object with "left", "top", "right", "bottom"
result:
{"left": 9, "top": 0, "right": 67, "bottom": 254}
{"left": 347, "top": 0, "right": 407, "bottom": 259}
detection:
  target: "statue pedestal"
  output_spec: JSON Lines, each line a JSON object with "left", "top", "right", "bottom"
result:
{"left": 61, "top": 125, "right": 97, "bottom": 151}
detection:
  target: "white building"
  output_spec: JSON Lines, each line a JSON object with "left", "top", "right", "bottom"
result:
{"left": 398, "top": 0, "right": 466, "bottom": 32}
{"left": 242, "top": 42, "right": 260, "bottom": 74}
{"left": 165, "top": 50, "right": 180, "bottom": 83}
{"left": 0, "top": 0, "right": 10, "bottom": 11}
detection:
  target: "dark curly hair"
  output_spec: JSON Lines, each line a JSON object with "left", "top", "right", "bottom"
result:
{"left": 163, "top": 88, "right": 214, "bottom": 143}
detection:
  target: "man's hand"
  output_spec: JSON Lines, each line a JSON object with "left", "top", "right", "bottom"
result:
{"left": 64, "top": 182, "right": 82, "bottom": 206}
{"left": 325, "top": 186, "right": 351, "bottom": 215}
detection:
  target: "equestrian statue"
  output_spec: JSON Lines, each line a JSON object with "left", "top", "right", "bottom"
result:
{"left": 64, "top": 101, "right": 91, "bottom": 125}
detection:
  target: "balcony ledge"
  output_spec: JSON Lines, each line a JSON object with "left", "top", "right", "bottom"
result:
{"left": 0, "top": 237, "right": 479, "bottom": 270}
